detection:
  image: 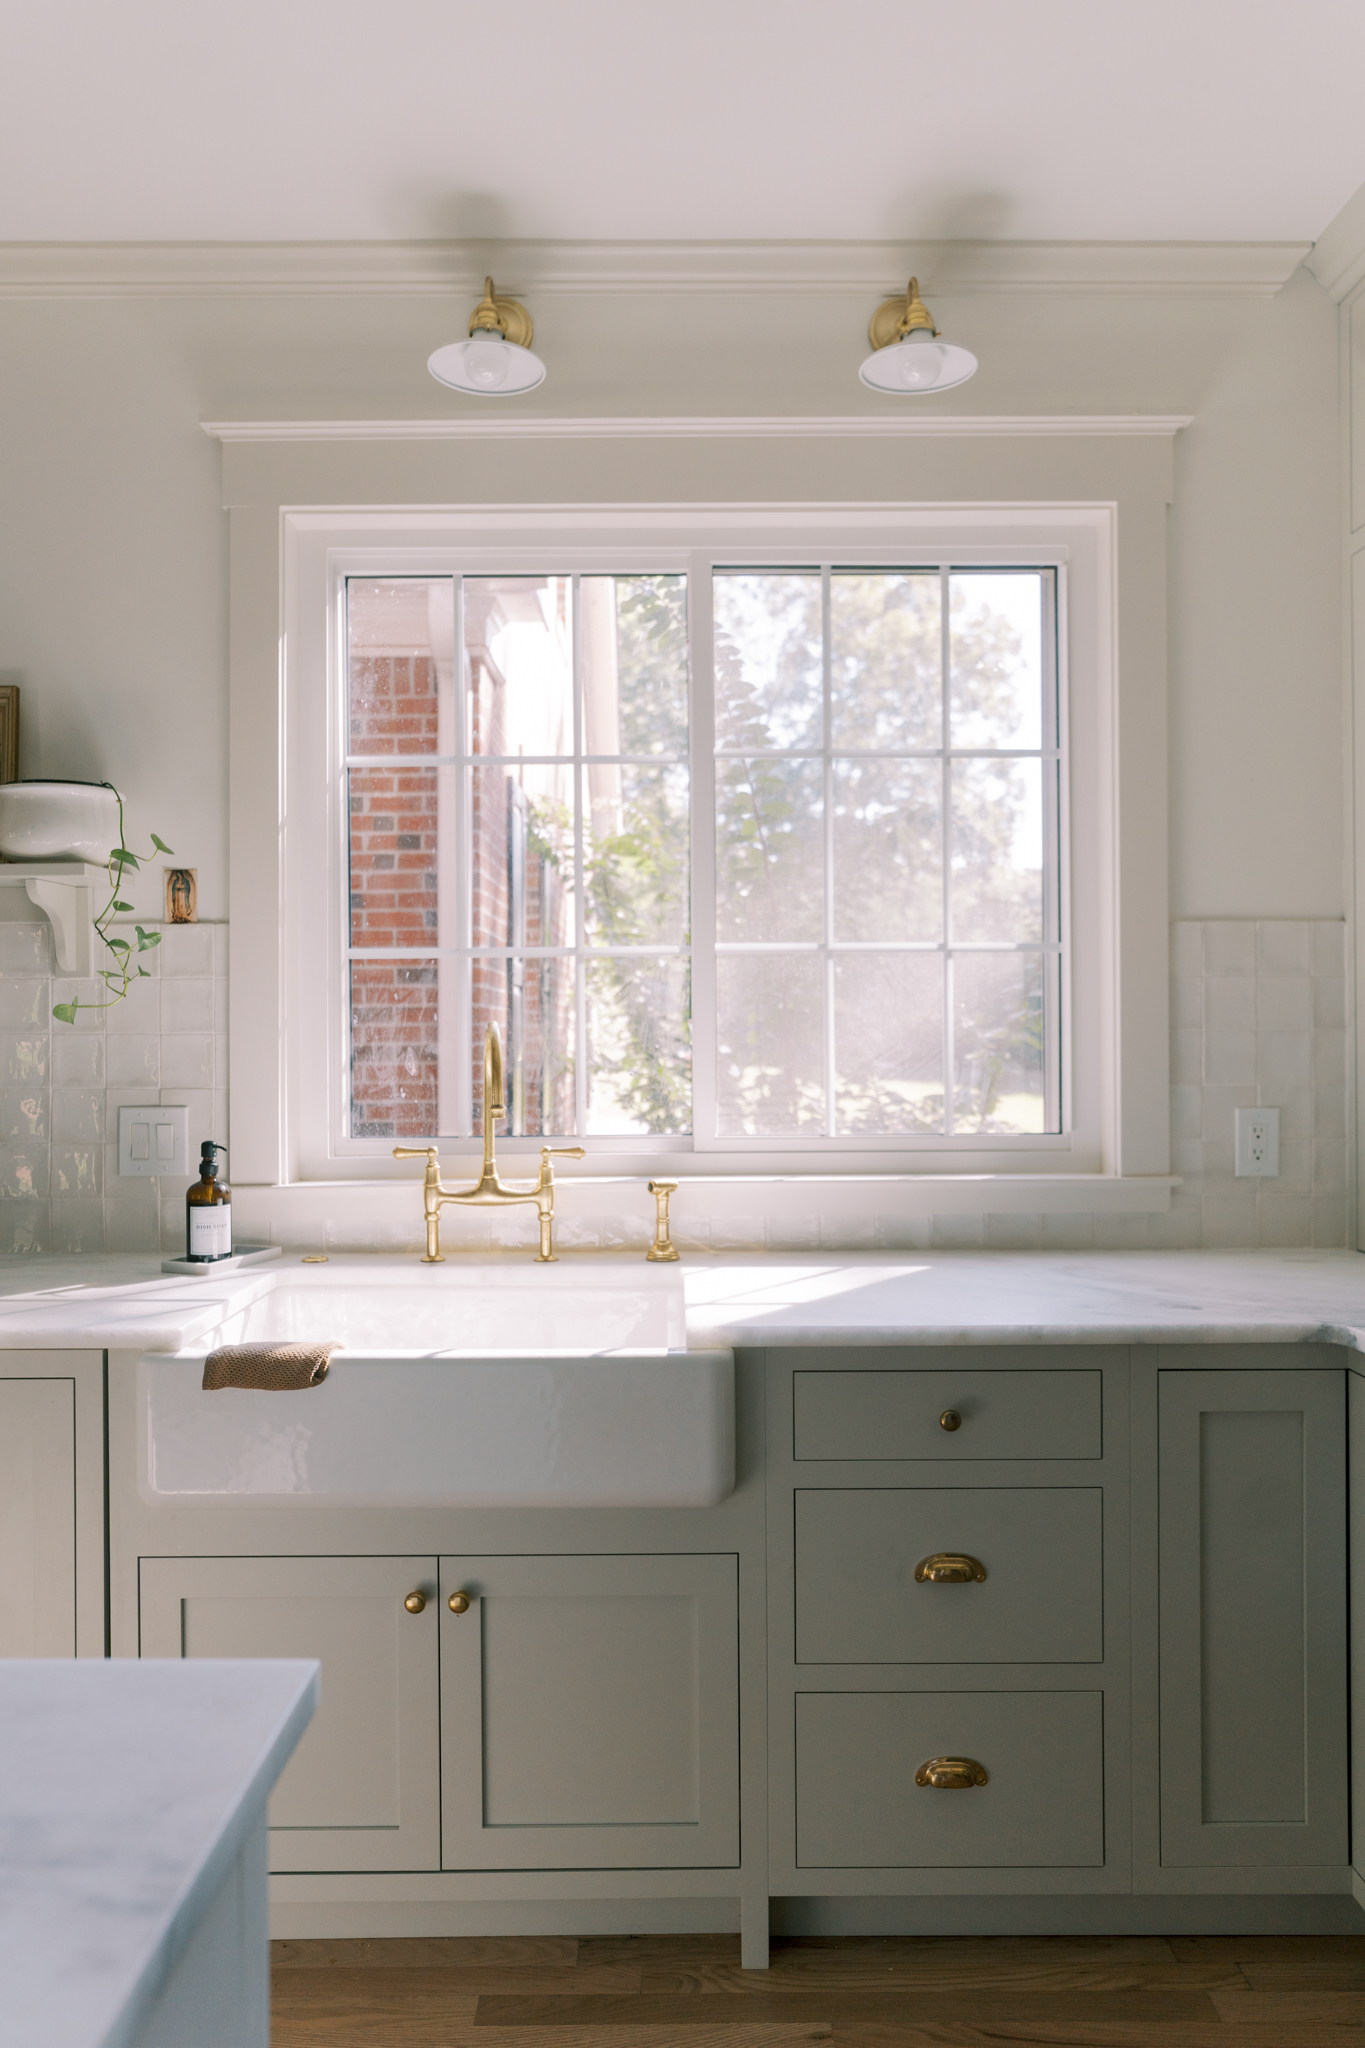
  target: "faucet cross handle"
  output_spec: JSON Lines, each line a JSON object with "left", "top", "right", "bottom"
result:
{"left": 540, "top": 1146, "right": 586, "bottom": 1169}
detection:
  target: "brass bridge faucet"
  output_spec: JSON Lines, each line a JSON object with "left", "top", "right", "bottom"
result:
{"left": 394, "top": 1023, "right": 584, "bottom": 1263}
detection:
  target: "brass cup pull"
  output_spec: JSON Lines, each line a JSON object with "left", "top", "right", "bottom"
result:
{"left": 939, "top": 1409, "right": 962, "bottom": 1431}
{"left": 916, "top": 1756, "right": 988, "bottom": 1789}
{"left": 404, "top": 1591, "right": 427, "bottom": 1614}
{"left": 448, "top": 1591, "right": 471, "bottom": 1614}
{"left": 915, "top": 1553, "right": 987, "bottom": 1583}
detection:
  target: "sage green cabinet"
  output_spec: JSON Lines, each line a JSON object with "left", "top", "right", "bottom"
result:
{"left": 795, "top": 1487, "right": 1102, "bottom": 1664}
{"left": 1157, "top": 1368, "right": 1347, "bottom": 1871}
{"left": 795, "top": 1690, "right": 1105, "bottom": 1868}
{"left": 139, "top": 1548, "right": 740, "bottom": 1879}
{"left": 139, "top": 1554, "right": 441, "bottom": 1873}
{"left": 439, "top": 1553, "right": 740, "bottom": 1870}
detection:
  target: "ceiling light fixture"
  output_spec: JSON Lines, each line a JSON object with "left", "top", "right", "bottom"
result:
{"left": 859, "top": 278, "right": 977, "bottom": 395}
{"left": 428, "top": 277, "right": 546, "bottom": 396}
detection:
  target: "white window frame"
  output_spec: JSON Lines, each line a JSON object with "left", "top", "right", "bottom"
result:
{"left": 279, "top": 504, "right": 1121, "bottom": 1184}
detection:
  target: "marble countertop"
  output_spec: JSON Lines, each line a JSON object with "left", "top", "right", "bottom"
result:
{"left": 3, "top": 1247, "right": 1365, "bottom": 1351}
{"left": 0, "top": 1658, "right": 317, "bottom": 2048}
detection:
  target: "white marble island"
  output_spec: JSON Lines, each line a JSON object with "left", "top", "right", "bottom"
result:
{"left": 0, "top": 1659, "right": 316, "bottom": 2048}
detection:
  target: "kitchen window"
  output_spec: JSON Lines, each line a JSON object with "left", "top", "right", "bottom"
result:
{"left": 338, "top": 558, "right": 1062, "bottom": 1154}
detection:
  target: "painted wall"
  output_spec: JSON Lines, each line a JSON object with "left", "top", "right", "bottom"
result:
{"left": 0, "top": 270, "right": 1344, "bottom": 930}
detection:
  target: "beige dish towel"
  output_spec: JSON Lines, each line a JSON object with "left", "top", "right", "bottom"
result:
{"left": 202, "top": 1341, "right": 339, "bottom": 1391}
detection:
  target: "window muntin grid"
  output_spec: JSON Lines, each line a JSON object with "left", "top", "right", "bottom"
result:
{"left": 343, "top": 573, "right": 690, "bottom": 1142}
{"left": 712, "top": 566, "right": 1060, "bottom": 1139}
{"left": 340, "top": 561, "right": 1062, "bottom": 1147}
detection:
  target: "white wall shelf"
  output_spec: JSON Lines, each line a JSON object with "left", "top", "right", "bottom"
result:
{"left": 0, "top": 862, "right": 107, "bottom": 976}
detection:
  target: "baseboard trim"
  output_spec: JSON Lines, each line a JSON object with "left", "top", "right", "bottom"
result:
{"left": 268, "top": 1891, "right": 1365, "bottom": 1941}
{"left": 771, "top": 1894, "right": 1365, "bottom": 1938}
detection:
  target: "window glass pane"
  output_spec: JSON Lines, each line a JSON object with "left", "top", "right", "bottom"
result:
{"left": 949, "top": 572, "right": 1044, "bottom": 750}
{"left": 584, "top": 574, "right": 688, "bottom": 758}
{"left": 473, "top": 956, "right": 577, "bottom": 1138}
{"left": 953, "top": 951, "right": 1046, "bottom": 1134}
{"left": 834, "top": 954, "right": 944, "bottom": 1134}
{"left": 350, "top": 960, "right": 438, "bottom": 1140}
{"left": 587, "top": 956, "right": 691, "bottom": 1136}
{"left": 584, "top": 764, "right": 689, "bottom": 949}
{"left": 349, "top": 766, "right": 439, "bottom": 950}
{"left": 469, "top": 763, "right": 576, "bottom": 953}
{"left": 715, "top": 757, "right": 823, "bottom": 943}
{"left": 465, "top": 576, "right": 573, "bottom": 758}
{"left": 347, "top": 578, "right": 451, "bottom": 758}
{"left": 714, "top": 572, "right": 822, "bottom": 751}
{"left": 951, "top": 758, "right": 1044, "bottom": 943}
{"left": 716, "top": 953, "right": 824, "bottom": 1136}
{"left": 830, "top": 572, "right": 941, "bottom": 750}
{"left": 833, "top": 758, "right": 942, "bottom": 943}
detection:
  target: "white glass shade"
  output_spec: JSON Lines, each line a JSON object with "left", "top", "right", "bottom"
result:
{"left": 428, "top": 336, "right": 547, "bottom": 396}
{"left": 859, "top": 333, "right": 977, "bottom": 394}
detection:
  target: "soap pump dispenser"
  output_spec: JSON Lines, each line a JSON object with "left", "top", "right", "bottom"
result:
{"left": 186, "top": 1141, "right": 231, "bottom": 1263}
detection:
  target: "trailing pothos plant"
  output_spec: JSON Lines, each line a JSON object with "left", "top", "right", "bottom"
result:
{"left": 52, "top": 791, "right": 173, "bottom": 1025}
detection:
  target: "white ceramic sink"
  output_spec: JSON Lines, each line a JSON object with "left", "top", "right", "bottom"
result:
{"left": 137, "top": 1262, "right": 734, "bottom": 1509}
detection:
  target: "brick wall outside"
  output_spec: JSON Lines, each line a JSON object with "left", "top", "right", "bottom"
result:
{"left": 347, "top": 628, "right": 574, "bottom": 1139}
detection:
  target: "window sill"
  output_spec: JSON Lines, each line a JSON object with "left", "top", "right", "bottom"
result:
{"left": 232, "top": 1173, "right": 1181, "bottom": 1258}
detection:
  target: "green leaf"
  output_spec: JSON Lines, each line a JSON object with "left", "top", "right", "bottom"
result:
{"left": 135, "top": 926, "right": 161, "bottom": 951}
{"left": 106, "top": 936, "right": 130, "bottom": 953}
{"left": 150, "top": 833, "right": 174, "bottom": 855}
{"left": 137, "top": 966, "right": 149, "bottom": 977}
{"left": 109, "top": 847, "right": 139, "bottom": 870}
{"left": 51, "top": 1002, "right": 77, "bottom": 1025}
{"left": 113, "top": 899, "right": 134, "bottom": 912}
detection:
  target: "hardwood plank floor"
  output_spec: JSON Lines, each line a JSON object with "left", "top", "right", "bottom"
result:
{"left": 270, "top": 1932, "right": 1365, "bottom": 2048}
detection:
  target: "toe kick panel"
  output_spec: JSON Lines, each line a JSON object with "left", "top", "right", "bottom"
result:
{"left": 796, "top": 1690, "right": 1105, "bottom": 1868}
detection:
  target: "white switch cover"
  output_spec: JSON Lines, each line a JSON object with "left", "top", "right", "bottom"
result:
{"left": 118, "top": 1104, "right": 190, "bottom": 1178}
{"left": 1234, "top": 1106, "right": 1279, "bottom": 1177}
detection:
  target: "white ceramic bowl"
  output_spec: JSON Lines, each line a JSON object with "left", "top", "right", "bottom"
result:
{"left": 0, "top": 781, "right": 122, "bottom": 863}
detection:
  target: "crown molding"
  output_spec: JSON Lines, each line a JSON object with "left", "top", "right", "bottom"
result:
{"left": 1305, "top": 179, "right": 1365, "bottom": 303}
{"left": 0, "top": 238, "right": 1309, "bottom": 300}
{"left": 202, "top": 414, "right": 1193, "bottom": 444}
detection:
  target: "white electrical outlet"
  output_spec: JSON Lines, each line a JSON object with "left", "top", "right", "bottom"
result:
{"left": 118, "top": 1104, "right": 190, "bottom": 1178}
{"left": 1234, "top": 1106, "right": 1279, "bottom": 1177}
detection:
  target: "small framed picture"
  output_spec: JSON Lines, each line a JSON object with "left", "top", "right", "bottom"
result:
{"left": 164, "top": 868, "right": 198, "bottom": 923}
{"left": 0, "top": 685, "right": 17, "bottom": 783}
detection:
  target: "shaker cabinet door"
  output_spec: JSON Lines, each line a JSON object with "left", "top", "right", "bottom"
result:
{"left": 1158, "top": 1369, "right": 1347, "bottom": 1870}
{"left": 139, "top": 1554, "right": 441, "bottom": 1872}
{"left": 439, "top": 1553, "right": 739, "bottom": 1870}
{"left": 0, "top": 1379, "right": 76, "bottom": 1657}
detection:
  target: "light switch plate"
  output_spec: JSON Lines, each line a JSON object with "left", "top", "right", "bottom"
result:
{"left": 118, "top": 1104, "right": 190, "bottom": 1178}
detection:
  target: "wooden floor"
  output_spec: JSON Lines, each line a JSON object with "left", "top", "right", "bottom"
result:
{"left": 270, "top": 1931, "right": 1365, "bottom": 2047}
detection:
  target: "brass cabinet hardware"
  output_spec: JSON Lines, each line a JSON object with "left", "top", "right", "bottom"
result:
{"left": 939, "top": 1409, "right": 963, "bottom": 1431}
{"left": 916, "top": 1756, "right": 988, "bottom": 1789}
{"left": 448, "top": 1591, "right": 471, "bottom": 1614}
{"left": 914, "top": 1553, "right": 987, "bottom": 1583}
{"left": 403, "top": 1591, "right": 427, "bottom": 1614}
{"left": 646, "top": 1179, "right": 680, "bottom": 1262}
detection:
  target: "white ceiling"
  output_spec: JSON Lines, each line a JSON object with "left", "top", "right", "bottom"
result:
{"left": 4, "top": 0, "right": 1364, "bottom": 248}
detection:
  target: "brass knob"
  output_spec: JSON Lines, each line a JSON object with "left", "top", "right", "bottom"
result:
{"left": 939, "top": 1409, "right": 962, "bottom": 1431}
{"left": 448, "top": 1591, "right": 471, "bottom": 1614}
{"left": 915, "top": 1553, "right": 987, "bottom": 1583}
{"left": 916, "top": 1756, "right": 988, "bottom": 1789}
{"left": 404, "top": 1591, "right": 427, "bottom": 1614}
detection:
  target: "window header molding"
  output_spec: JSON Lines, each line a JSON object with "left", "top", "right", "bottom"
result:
{"left": 202, "top": 414, "right": 1193, "bottom": 445}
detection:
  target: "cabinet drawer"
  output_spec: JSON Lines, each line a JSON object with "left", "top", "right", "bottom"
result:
{"left": 796, "top": 1690, "right": 1104, "bottom": 1867}
{"left": 794, "top": 1368, "right": 1101, "bottom": 1461}
{"left": 795, "top": 1488, "right": 1102, "bottom": 1663}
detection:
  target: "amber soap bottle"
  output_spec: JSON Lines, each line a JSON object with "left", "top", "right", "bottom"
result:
{"left": 186, "top": 1140, "right": 232, "bottom": 1262}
